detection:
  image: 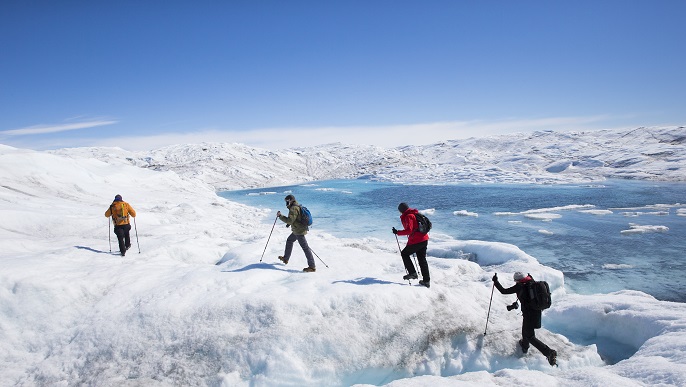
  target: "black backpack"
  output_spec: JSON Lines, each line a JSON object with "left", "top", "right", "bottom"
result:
{"left": 524, "top": 274, "right": 552, "bottom": 311}
{"left": 415, "top": 213, "right": 432, "bottom": 234}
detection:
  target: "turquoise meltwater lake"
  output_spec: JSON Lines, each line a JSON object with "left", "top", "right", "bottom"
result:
{"left": 220, "top": 179, "right": 686, "bottom": 302}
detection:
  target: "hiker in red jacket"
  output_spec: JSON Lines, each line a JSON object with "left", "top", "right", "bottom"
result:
{"left": 392, "top": 202, "right": 431, "bottom": 288}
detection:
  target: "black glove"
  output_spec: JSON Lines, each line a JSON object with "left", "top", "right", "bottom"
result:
{"left": 492, "top": 273, "right": 498, "bottom": 282}
{"left": 286, "top": 224, "right": 290, "bottom": 228}
{"left": 392, "top": 227, "right": 398, "bottom": 235}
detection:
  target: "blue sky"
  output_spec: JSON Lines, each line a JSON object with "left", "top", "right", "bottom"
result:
{"left": 1, "top": 1, "right": 684, "bottom": 151}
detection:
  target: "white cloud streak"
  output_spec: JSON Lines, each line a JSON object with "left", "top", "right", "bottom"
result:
{"left": 1, "top": 120, "right": 118, "bottom": 136}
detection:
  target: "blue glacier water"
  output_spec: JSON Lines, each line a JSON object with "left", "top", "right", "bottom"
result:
{"left": 220, "top": 179, "right": 686, "bottom": 302}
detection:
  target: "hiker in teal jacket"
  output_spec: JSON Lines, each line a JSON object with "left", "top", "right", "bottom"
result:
{"left": 277, "top": 194, "right": 316, "bottom": 272}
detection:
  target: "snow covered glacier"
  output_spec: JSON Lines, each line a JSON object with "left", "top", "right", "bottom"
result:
{"left": 1, "top": 126, "right": 686, "bottom": 386}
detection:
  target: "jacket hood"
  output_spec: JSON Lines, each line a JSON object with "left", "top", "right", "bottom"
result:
{"left": 517, "top": 275, "right": 533, "bottom": 283}
{"left": 403, "top": 208, "right": 419, "bottom": 215}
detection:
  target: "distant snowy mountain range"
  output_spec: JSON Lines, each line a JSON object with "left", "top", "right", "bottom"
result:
{"left": 51, "top": 126, "right": 686, "bottom": 190}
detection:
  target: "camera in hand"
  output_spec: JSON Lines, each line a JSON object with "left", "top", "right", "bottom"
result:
{"left": 506, "top": 301, "right": 519, "bottom": 311}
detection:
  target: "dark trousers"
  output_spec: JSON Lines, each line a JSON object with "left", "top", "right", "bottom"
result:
{"left": 114, "top": 224, "right": 131, "bottom": 254}
{"left": 521, "top": 310, "right": 552, "bottom": 357}
{"left": 401, "top": 240, "right": 430, "bottom": 281}
{"left": 283, "top": 233, "right": 315, "bottom": 268}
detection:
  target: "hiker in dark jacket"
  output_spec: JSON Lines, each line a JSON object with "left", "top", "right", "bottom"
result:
{"left": 277, "top": 194, "right": 316, "bottom": 272}
{"left": 493, "top": 272, "right": 557, "bottom": 366}
{"left": 392, "top": 202, "right": 430, "bottom": 288}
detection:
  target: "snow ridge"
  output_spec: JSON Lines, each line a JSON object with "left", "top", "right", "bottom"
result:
{"left": 50, "top": 126, "right": 686, "bottom": 190}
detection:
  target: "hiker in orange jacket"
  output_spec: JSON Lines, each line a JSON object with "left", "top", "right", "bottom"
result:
{"left": 105, "top": 194, "right": 137, "bottom": 256}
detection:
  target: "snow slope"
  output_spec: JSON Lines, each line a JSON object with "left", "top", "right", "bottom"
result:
{"left": 50, "top": 126, "right": 686, "bottom": 190}
{"left": 2, "top": 136, "right": 686, "bottom": 386}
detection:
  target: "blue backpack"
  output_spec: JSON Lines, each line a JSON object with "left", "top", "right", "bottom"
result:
{"left": 298, "top": 205, "right": 313, "bottom": 227}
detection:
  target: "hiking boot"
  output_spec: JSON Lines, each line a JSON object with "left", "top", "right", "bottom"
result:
{"left": 278, "top": 256, "right": 289, "bottom": 265}
{"left": 547, "top": 350, "right": 557, "bottom": 366}
{"left": 125, "top": 245, "right": 131, "bottom": 251}
{"left": 419, "top": 280, "right": 430, "bottom": 288}
{"left": 403, "top": 273, "right": 418, "bottom": 280}
{"left": 303, "top": 267, "right": 316, "bottom": 273}
{"left": 121, "top": 252, "right": 126, "bottom": 256}
{"left": 518, "top": 339, "right": 529, "bottom": 354}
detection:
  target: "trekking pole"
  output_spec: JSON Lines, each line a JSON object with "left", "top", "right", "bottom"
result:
{"left": 108, "top": 219, "right": 112, "bottom": 253}
{"left": 484, "top": 275, "right": 496, "bottom": 336}
{"left": 309, "top": 248, "right": 329, "bottom": 268}
{"left": 395, "top": 234, "right": 402, "bottom": 253}
{"left": 395, "top": 234, "right": 411, "bottom": 284}
{"left": 133, "top": 217, "right": 141, "bottom": 253}
{"left": 413, "top": 254, "right": 421, "bottom": 279}
{"left": 260, "top": 216, "right": 278, "bottom": 262}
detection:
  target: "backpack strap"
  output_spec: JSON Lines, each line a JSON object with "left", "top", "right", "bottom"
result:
{"left": 294, "top": 204, "right": 302, "bottom": 222}
{"left": 111, "top": 202, "right": 129, "bottom": 223}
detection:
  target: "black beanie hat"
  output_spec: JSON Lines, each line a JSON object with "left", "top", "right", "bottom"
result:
{"left": 398, "top": 202, "right": 409, "bottom": 213}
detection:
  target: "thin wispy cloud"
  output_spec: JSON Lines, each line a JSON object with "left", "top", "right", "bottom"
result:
{"left": 1, "top": 120, "right": 118, "bottom": 136}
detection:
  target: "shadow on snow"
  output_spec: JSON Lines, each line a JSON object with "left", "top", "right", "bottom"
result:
{"left": 221, "top": 262, "right": 303, "bottom": 274}
{"left": 333, "top": 277, "right": 404, "bottom": 286}
{"left": 74, "top": 245, "right": 113, "bottom": 254}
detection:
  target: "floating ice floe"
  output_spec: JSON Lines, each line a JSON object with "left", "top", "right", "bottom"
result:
{"left": 622, "top": 211, "right": 670, "bottom": 217}
{"left": 248, "top": 191, "right": 277, "bottom": 196}
{"left": 525, "top": 213, "right": 562, "bottom": 221}
{"left": 579, "top": 209, "right": 613, "bottom": 215}
{"left": 538, "top": 229, "right": 554, "bottom": 235}
{"left": 620, "top": 223, "right": 670, "bottom": 234}
{"left": 453, "top": 210, "right": 478, "bottom": 217}
{"left": 495, "top": 204, "right": 594, "bottom": 221}
{"left": 603, "top": 263, "right": 635, "bottom": 269}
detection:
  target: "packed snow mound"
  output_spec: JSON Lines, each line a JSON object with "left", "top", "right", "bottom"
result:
{"left": 49, "top": 126, "right": 686, "bottom": 190}
{"left": 2, "top": 145, "right": 686, "bottom": 386}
